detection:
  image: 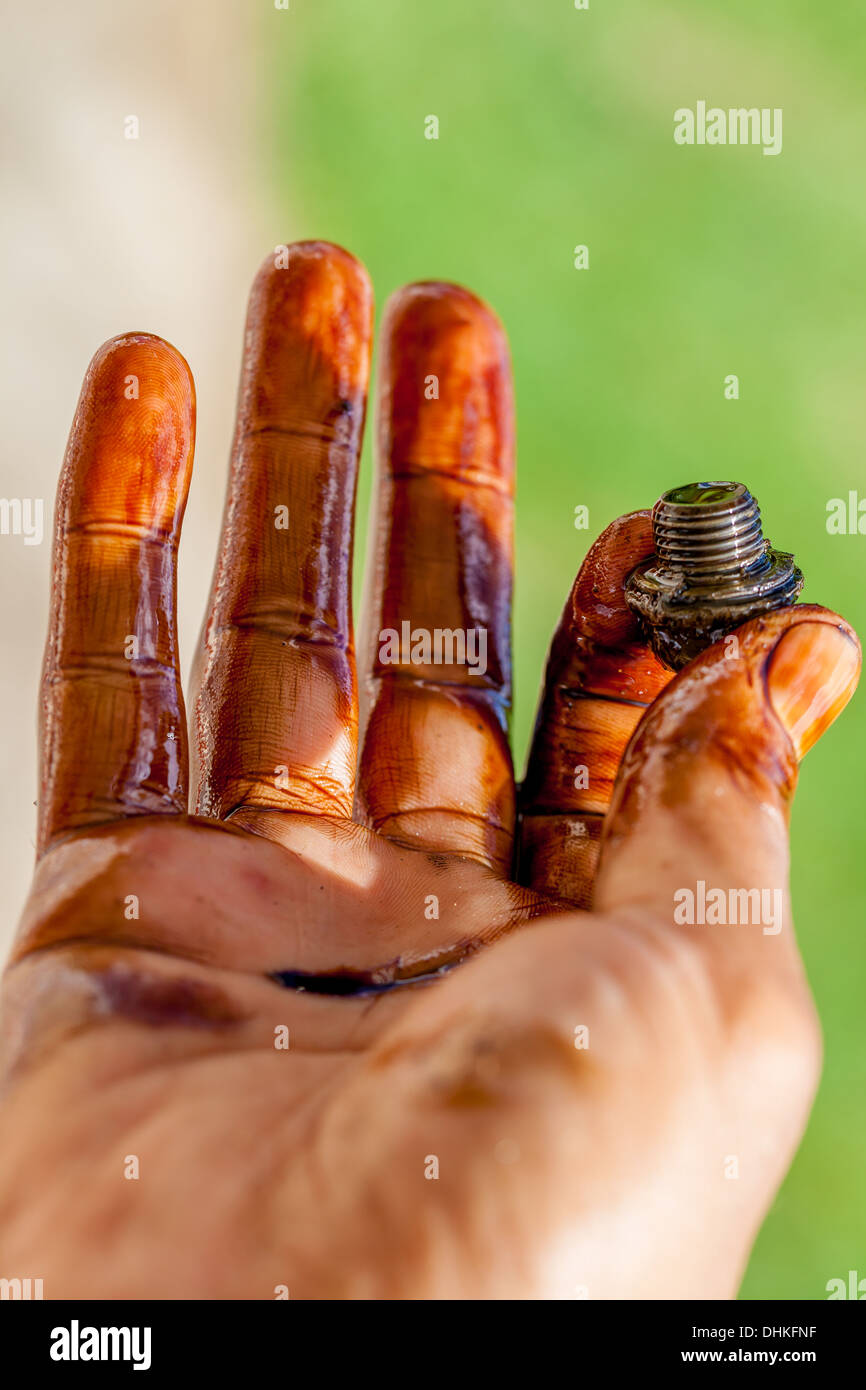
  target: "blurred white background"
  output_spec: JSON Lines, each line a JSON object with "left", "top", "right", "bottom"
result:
{"left": 0, "top": 1, "right": 276, "bottom": 956}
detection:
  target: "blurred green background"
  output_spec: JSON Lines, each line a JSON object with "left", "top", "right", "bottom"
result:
{"left": 264, "top": 0, "right": 865, "bottom": 1297}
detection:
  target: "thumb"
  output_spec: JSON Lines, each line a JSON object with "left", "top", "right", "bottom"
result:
{"left": 594, "top": 606, "right": 860, "bottom": 944}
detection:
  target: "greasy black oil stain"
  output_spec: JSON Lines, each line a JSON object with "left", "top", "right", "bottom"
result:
{"left": 270, "top": 964, "right": 450, "bottom": 997}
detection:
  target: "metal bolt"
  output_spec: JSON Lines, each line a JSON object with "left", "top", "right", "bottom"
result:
{"left": 624, "top": 481, "right": 803, "bottom": 670}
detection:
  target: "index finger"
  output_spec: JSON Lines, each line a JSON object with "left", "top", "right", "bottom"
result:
{"left": 517, "top": 511, "right": 671, "bottom": 905}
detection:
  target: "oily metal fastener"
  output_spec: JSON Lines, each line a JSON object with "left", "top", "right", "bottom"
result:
{"left": 624, "top": 481, "right": 803, "bottom": 670}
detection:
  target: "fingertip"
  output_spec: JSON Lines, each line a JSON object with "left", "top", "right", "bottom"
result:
{"left": 765, "top": 610, "right": 860, "bottom": 759}
{"left": 379, "top": 280, "right": 514, "bottom": 487}
{"left": 253, "top": 238, "right": 372, "bottom": 290}
{"left": 86, "top": 330, "right": 193, "bottom": 389}
{"left": 84, "top": 332, "right": 195, "bottom": 427}
{"left": 251, "top": 240, "right": 374, "bottom": 315}
{"left": 383, "top": 279, "right": 508, "bottom": 344}
{"left": 69, "top": 332, "right": 195, "bottom": 529}
{"left": 381, "top": 282, "right": 511, "bottom": 397}
{"left": 548, "top": 508, "right": 667, "bottom": 704}
{"left": 571, "top": 509, "right": 655, "bottom": 644}
{"left": 242, "top": 241, "right": 373, "bottom": 415}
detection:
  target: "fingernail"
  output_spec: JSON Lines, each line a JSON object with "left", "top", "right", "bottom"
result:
{"left": 767, "top": 621, "right": 861, "bottom": 758}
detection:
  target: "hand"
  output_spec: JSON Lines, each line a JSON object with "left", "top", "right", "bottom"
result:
{"left": 0, "top": 242, "right": 858, "bottom": 1300}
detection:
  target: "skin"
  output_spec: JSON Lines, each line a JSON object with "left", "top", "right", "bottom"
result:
{"left": 0, "top": 241, "right": 860, "bottom": 1300}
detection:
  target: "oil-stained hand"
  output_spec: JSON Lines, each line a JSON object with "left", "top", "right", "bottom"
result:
{"left": 0, "top": 242, "right": 859, "bottom": 1299}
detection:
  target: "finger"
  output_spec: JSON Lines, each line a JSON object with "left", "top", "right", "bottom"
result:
{"left": 191, "top": 242, "right": 373, "bottom": 821}
{"left": 38, "top": 334, "right": 194, "bottom": 856}
{"left": 356, "top": 282, "right": 515, "bottom": 872}
{"left": 518, "top": 511, "right": 671, "bottom": 906}
{"left": 595, "top": 606, "right": 860, "bottom": 960}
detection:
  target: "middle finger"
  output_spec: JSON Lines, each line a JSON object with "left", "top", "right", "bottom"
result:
{"left": 190, "top": 242, "right": 373, "bottom": 823}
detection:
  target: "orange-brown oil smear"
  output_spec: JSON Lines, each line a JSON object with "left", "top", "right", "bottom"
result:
{"left": 38, "top": 334, "right": 195, "bottom": 854}
{"left": 518, "top": 511, "right": 672, "bottom": 905}
{"left": 356, "top": 282, "right": 516, "bottom": 872}
{"left": 766, "top": 618, "right": 861, "bottom": 759}
{"left": 190, "top": 242, "right": 373, "bottom": 821}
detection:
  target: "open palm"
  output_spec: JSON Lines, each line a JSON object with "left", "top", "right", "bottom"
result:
{"left": 0, "top": 243, "right": 858, "bottom": 1299}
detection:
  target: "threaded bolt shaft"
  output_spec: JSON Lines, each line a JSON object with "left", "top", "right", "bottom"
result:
{"left": 652, "top": 481, "right": 768, "bottom": 577}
